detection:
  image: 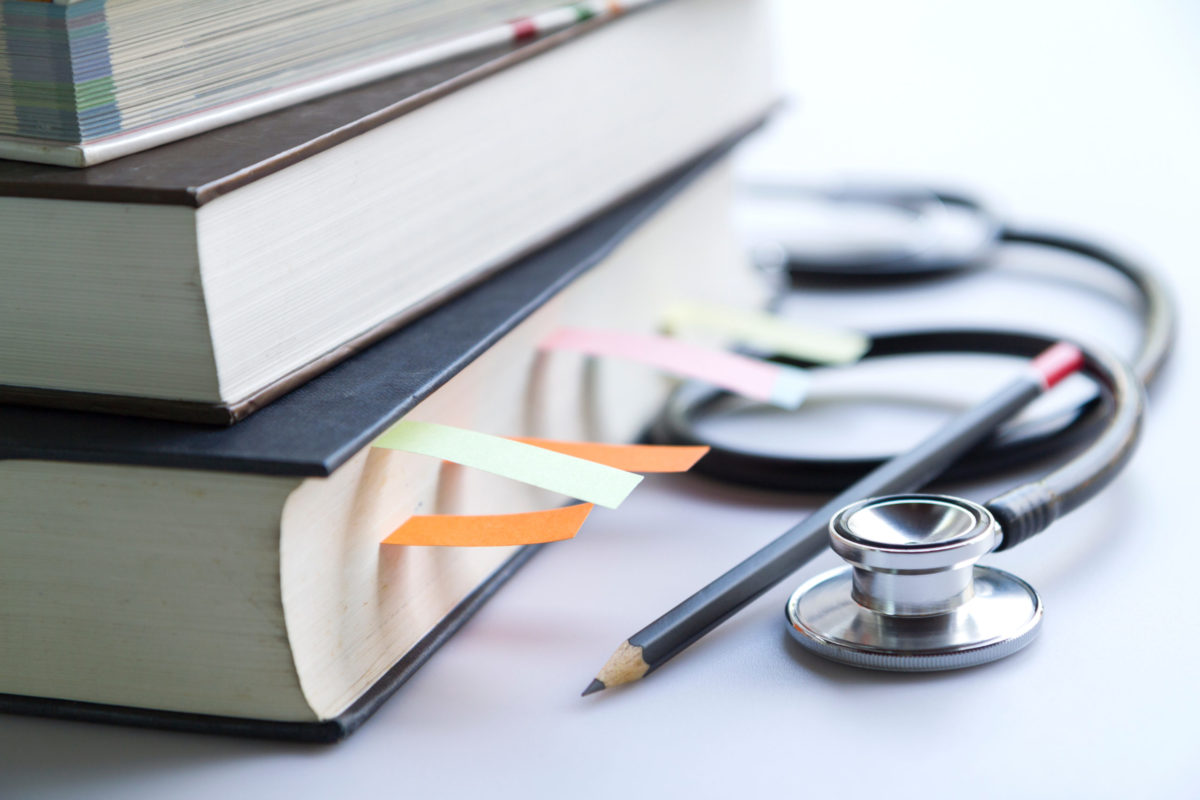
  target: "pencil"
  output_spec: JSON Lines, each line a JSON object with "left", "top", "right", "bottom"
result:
{"left": 582, "top": 341, "right": 1086, "bottom": 695}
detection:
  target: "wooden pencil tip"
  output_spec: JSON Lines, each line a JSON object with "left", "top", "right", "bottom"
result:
{"left": 584, "top": 640, "right": 650, "bottom": 696}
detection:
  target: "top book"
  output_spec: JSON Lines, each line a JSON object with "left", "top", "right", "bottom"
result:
{"left": 0, "top": 0, "right": 775, "bottom": 423}
{"left": 0, "top": 0, "right": 627, "bottom": 166}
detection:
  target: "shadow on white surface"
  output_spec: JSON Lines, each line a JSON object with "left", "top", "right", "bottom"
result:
{"left": 3, "top": 1, "right": 1198, "bottom": 797}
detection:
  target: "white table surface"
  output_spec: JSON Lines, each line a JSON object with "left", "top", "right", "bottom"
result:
{"left": 3, "top": 2, "right": 1197, "bottom": 797}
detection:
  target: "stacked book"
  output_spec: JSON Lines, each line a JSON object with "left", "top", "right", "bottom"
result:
{"left": 0, "top": 0, "right": 776, "bottom": 741}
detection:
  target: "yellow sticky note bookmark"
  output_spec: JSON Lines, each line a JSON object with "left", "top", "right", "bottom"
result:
{"left": 661, "top": 301, "right": 870, "bottom": 364}
{"left": 372, "top": 420, "right": 642, "bottom": 509}
{"left": 383, "top": 503, "right": 594, "bottom": 547}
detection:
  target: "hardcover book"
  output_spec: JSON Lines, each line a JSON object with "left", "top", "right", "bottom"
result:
{"left": 0, "top": 0, "right": 774, "bottom": 423}
{"left": 0, "top": 143, "right": 768, "bottom": 741}
{"left": 0, "top": 0, "right": 575, "bottom": 165}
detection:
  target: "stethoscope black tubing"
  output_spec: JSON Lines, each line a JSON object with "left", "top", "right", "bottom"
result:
{"left": 649, "top": 329, "right": 1114, "bottom": 493}
{"left": 999, "top": 227, "right": 1174, "bottom": 385}
{"left": 987, "top": 336, "right": 1143, "bottom": 550}
{"left": 649, "top": 222, "right": 1174, "bottom": 531}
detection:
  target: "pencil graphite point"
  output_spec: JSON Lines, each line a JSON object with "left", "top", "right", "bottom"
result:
{"left": 581, "top": 640, "right": 650, "bottom": 697}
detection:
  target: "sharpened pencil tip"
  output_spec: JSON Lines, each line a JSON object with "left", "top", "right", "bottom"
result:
{"left": 587, "top": 640, "right": 650, "bottom": 694}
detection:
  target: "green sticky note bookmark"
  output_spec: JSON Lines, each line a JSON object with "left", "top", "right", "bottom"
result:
{"left": 371, "top": 420, "right": 642, "bottom": 509}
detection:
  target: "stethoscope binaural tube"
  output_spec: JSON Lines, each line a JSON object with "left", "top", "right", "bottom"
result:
{"left": 652, "top": 199, "right": 1174, "bottom": 497}
{"left": 650, "top": 330, "right": 1112, "bottom": 492}
{"left": 761, "top": 183, "right": 1173, "bottom": 383}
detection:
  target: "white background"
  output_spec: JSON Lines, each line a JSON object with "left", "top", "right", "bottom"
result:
{"left": 2, "top": 2, "right": 1197, "bottom": 797}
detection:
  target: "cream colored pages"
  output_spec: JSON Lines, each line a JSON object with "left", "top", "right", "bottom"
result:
{"left": 280, "top": 159, "right": 768, "bottom": 720}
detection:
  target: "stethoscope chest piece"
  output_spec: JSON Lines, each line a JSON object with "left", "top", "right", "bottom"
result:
{"left": 786, "top": 494, "right": 1043, "bottom": 671}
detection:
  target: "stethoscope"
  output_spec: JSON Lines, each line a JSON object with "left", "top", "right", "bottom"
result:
{"left": 650, "top": 184, "right": 1175, "bottom": 671}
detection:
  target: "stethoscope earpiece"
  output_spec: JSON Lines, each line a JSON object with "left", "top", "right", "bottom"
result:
{"left": 786, "top": 494, "right": 1043, "bottom": 671}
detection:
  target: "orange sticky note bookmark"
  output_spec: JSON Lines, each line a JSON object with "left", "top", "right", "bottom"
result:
{"left": 508, "top": 439, "right": 708, "bottom": 473}
{"left": 383, "top": 503, "right": 595, "bottom": 547}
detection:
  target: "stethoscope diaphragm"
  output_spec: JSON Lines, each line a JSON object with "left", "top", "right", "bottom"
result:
{"left": 785, "top": 494, "right": 1043, "bottom": 671}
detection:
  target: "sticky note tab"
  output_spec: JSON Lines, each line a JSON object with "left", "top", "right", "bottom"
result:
{"left": 661, "top": 301, "right": 870, "bottom": 364}
{"left": 509, "top": 439, "right": 708, "bottom": 472}
{"left": 372, "top": 420, "right": 641, "bottom": 509}
{"left": 539, "top": 328, "right": 809, "bottom": 410}
{"left": 384, "top": 503, "right": 594, "bottom": 546}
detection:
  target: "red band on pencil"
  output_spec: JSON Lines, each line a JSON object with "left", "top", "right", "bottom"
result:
{"left": 510, "top": 18, "right": 538, "bottom": 40}
{"left": 1032, "top": 342, "right": 1085, "bottom": 389}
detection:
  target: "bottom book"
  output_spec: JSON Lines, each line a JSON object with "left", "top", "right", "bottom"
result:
{"left": 0, "top": 140, "right": 767, "bottom": 741}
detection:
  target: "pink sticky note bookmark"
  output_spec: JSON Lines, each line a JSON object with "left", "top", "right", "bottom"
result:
{"left": 539, "top": 328, "right": 809, "bottom": 409}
